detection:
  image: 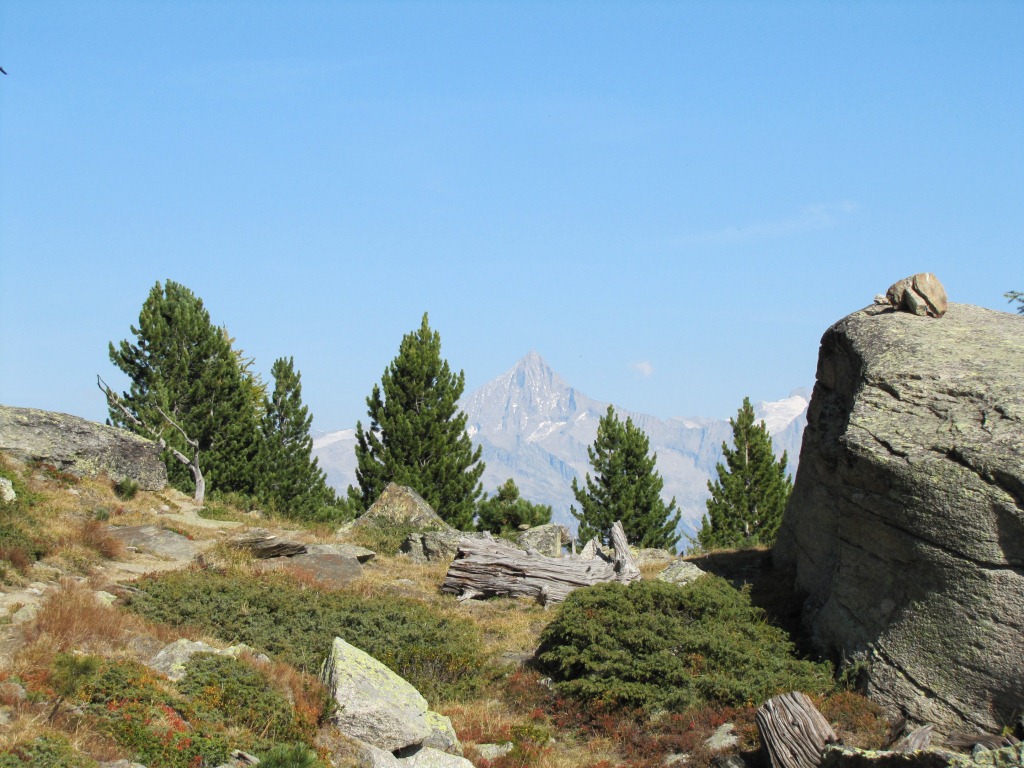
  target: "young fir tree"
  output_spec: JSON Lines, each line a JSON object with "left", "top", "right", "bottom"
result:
{"left": 350, "top": 313, "right": 484, "bottom": 529}
{"left": 108, "top": 280, "right": 260, "bottom": 495}
{"left": 571, "top": 406, "right": 681, "bottom": 552}
{"left": 257, "top": 357, "right": 342, "bottom": 521}
{"left": 476, "top": 478, "right": 552, "bottom": 535}
{"left": 696, "top": 397, "right": 792, "bottom": 551}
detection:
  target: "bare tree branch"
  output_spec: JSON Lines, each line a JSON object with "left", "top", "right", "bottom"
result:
{"left": 97, "top": 376, "right": 205, "bottom": 503}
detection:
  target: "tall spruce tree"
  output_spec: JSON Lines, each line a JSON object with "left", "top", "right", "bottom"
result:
{"left": 257, "top": 357, "right": 342, "bottom": 521}
{"left": 571, "top": 406, "right": 681, "bottom": 552}
{"left": 696, "top": 397, "right": 792, "bottom": 551}
{"left": 476, "top": 478, "right": 552, "bottom": 535}
{"left": 108, "top": 280, "right": 260, "bottom": 495}
{"left": 351, "top": 313, "right": 484, "bottom": 529}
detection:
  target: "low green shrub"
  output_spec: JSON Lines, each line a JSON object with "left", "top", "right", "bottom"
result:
{"left": 126, "top": 570, "right": 487, "bottom": 702}
{"left": 257, "top": 742, "right": 324, "bottom": 768}
{"left": 113, "top": 478, "right": 139, "bottom": 500}
{"left": 0, "top": 734, "right": 98, "bottom": 768}
{"left": 177, "top": 653, "right": 306, "bottom": 742}
{"left": 535, "top": 576, "right": 832, "bottom": 713}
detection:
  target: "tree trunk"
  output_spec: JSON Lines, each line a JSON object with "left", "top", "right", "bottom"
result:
{"left": 756, "top": 691, "right": 838, "bottom": 768}
{"left": 441, "top": 520, "right": 640, "bottom": 605}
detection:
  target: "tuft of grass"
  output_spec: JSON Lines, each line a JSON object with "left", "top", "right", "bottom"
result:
{"left": 112, "top": 478, "right": 139, "bottom": 501}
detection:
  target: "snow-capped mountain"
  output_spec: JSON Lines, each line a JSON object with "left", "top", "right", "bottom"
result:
{"left": 312, "top": 352, "right": 808, "bottom": 538}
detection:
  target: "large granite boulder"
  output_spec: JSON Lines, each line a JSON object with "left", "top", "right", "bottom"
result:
{"left": 774, "top": 303, "right": 1024, "bottom": 733}
{"left": 352, "top": 483, "right": 453, "bottom": 532}
{"left": 0, "top": 405, "right": 167, "bottom": 489}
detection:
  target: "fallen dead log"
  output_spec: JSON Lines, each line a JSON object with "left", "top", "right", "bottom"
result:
{"left": 441, "top": 521, "right": 640, "bottom": 605}
{"left": 756, "top": 691, "right": 838, "bottom": 768}
{"left": 226, "top": 529, "right": 306, "bottom": 559}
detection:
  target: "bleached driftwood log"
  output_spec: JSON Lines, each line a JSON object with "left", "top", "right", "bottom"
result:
{"left": 756, "top": 691, "right": 838, "bottom": 768}
{"left": 441, "top": 520, "right": 640, "bottom": 605}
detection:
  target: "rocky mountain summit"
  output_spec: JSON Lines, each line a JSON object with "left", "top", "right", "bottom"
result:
{"left": 774, "top": 302, "right": 1024, "bottom": 734}
{"left": 313, "top": 352, "right": 807, "bottom": 534}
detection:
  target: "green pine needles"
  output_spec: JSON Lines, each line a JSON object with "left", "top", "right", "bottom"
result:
{"left": 696, "top": 396, "right": 792, "bottom": 551}
{"left": 1006, "top": 290, "right": 1024, "bottom": 314}
{"left": 350, "top": 313, "right": 485, "bottom": 529}
{"left": 571, "top": 406, "right": 681, "bottom": 552}
{"left": 476, "top": 478, "right": 552, "bottom": 534}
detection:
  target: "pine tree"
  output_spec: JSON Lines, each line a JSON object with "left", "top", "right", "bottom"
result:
{"left": 696, "top": 397, "right": 792, "bottom": 551}
{"left": 108, "top": 280, "right": 260, "bottom": 496}
{"left": 476, "top": 478, "right": 552, "bottom": 534}
{"left": 351, "top": 313, "right": 484, "bottom": 529}
{"left": 257, "top": 357, "right": 342, "bottom": 521}
{"left": 1007, "top": 290, "right": 1024, "bottom": 314}
{"left": 571, "top": 406, "right": 681, "bottom": 552}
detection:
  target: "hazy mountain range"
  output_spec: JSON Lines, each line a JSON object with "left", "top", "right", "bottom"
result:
{"left": 312, "top": 352, "right": 808, "bottom": 538}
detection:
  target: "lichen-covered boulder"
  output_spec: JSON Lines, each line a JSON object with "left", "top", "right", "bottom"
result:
{"left": 423, "top": 710, "right": 462, "bottom": 756}
{"left": 0, "top": 405, "right": 167, "bottom": 489}
{"left": 515, "top": 524, "right": 567, "bottom": 557}
{"left": 657, "top": 560, "right": 706, "bottom": 586}
{"left": 774, "top": 303, "right": 1024, "bottom": 733}
{"left": 359, "top": 483, "right": 453, "bottom": 531}
{"left": 320, "top": 637, "right": 432, "bottom": 753}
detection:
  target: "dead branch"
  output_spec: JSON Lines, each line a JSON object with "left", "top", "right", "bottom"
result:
{"left": 98, "top": 376, "right": 205, "bottom": 503}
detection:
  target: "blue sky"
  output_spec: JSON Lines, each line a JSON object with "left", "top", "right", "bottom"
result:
{"left": 1, "top": 1, "right": 1021, "bottom": 432}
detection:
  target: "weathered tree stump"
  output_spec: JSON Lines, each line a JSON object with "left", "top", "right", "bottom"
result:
{"left": 441, "top": 521, "right": 640, "bottom": 605}
{"left": 756, "top": 691, "right": 838, "bottom": 768}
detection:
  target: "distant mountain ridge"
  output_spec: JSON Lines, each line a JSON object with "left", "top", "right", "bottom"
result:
{"left": 312, "top": 352, "right": 807, "bottom": 538}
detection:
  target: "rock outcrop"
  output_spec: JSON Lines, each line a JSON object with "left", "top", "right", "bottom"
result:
{"left": 0, "top": 405, "right": 167, "bottom": 490}
{"left": 774, "top": 303, "right": 1024, "bottom": 733}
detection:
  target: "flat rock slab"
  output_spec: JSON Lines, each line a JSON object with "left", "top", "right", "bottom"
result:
{"left": 108, "top": 525, "right": 201, "bottom": 561}
{"left": 274, "top": 552, "right": 363, "bottom": 589}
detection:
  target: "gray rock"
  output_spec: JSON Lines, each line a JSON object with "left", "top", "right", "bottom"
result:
{"left": 885, "top": 272, "right": 948, "bottom": 318}
{"left": 704, "top": 723, "right": 738, "bottom": 752}
{"left": 634, "top": 547, "right": 674, "bottom": 565}
{"left": 147, "top": 639, "right": 262, "bottom": 681}
{"left": 819, "top": 743, "right": 1024, "bottom": 767}
{"left": 402, "top": 530, "right": 490, "bottom": 563}
{"left": 273, "top": 550, "right": 363, "bottom": 589}
{"left": 657, "top": 560, "right": 706, "bottom": 586}
{"left": 0, "top": 681, "right": 26, "bottom": 704}
{"left": 10, "top": 603, "right": 39, "bottom": 623}
{"left": 516, "top": 524, "right": 567, "bottom": 558}
{"left": 405, "top": 747, "right": 476, "bottom": 768}
{"left": 423, "top": 710, "right": 463, "bottom": 756}
{"left": 0, "top": 405, "right": 167, "bottom": 489}
{"left": 108, "top": 525, "right": 201, "bottom": 561}
{"left": 475, "top": 742, "right": 515, "bottom": 760}
{"left": 320, "top": 636, "right": 431, "bottom": 753}
{"left": 0, "top": 477, "right": 15, "bottom": 503}
{"left": 711, "top": 756, "right": 747, "bottom": 768}
{"left": 577, "top": 538, "right": 604, "bottom": 560}
{"left": 774, "top": 303, "right": 1024, "bottom": 734}
{"left": 310, "top": 542, "right": 376, "bottom": 563}
{"left": 357, "top": 483, "right": 453, "bottom": 531}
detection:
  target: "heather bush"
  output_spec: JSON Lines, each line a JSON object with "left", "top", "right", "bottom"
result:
{"left": 126, "top": 570, "right": 487, "bottom": 701}
{"left": 0, "top": 734, "right": 98, "bottom": 768}
{"left": 535, "top": 576, "right": 832, "bottom": 713}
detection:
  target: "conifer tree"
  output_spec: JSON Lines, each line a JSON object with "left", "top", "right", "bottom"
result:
{"left": 571, "top": 406, "right": 681, "bottom": 552}
{"left": 476, "top": 478, "right": 552, "bottom": 534}
{"left": 1007, "top": 290, "right": 1024, "bottom": 314}
{"left": 257, "top": 357, "right": 342, "bottom": 521}
{"left": 696, "top": 397, "right": 792, "bottom": 551}
{"left": 351, "top": 313, "right": 484, "bottom": 529}
{"left": 108, "top": 280, "right": 260, "bottom": 495}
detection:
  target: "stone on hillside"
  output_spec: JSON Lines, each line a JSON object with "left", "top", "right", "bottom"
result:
{"left": 423, "top": 710, "right": 463, "bottom": 756}
{"left": 0, "top": 478, "right": 14, "bottom": 503}
{"left": 704, "top": 723, "right": 739, "bottom": 752}
{"left": 475, "top": 743, "right": 515, "bottom": 760}
{"left": 320, "top": 636, "right": 432, "bottom": 753}
{"left": 319, "top": 542, "right": 376, "bottom": 563}
{"left": 108, "top": 525, "right": 201, "bottom": 561}
{"left": 885, "top": 272, "right": 948, "bottom": 318}
{"left": 404, "top": 747, "right": 476, "bottom": 768}
{"left": 0, "top": 405, "right": 167, "bottom": 490}
{"left": 657, "top": 560, "right": 706, "bottom": 586}
{"left": 774, "top": 303, "right": 1024, "bottom": 733}
{"left": 148, "top": 639, "right": 266, "bottom": 681}
{"left": 402, "top": 530, "right": 490, "bottom": 562}
{"left": 577, "top": 538, "right": 603, "bottom": 560}
{"left": 820, "top": 742, "right": 1024, "bottom": 767}
{"left": 516, "top": 524, "right": 568, "bottom": 558}
{"left": 358, "top": 483, "right": 453, "bottom": 531}
{"left": 273, "top": 549, "right": 363, "bottom": 589}
{"left": 226, "top": 528, "right": 306, "bottom": 558}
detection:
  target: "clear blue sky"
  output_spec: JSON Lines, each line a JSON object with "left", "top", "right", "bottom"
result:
{"left": 1, "top": 2, "right": 1021, "bottom": 432}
